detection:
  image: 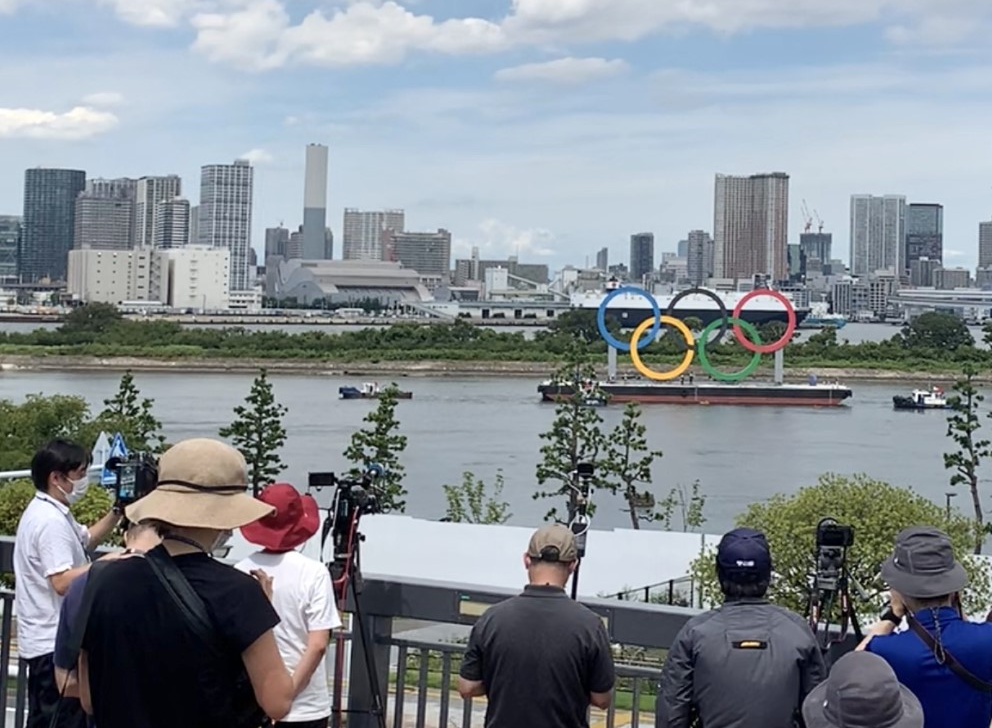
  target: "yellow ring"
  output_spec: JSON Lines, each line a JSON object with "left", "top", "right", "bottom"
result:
{"left": 628, "top": 315, "right": 695, "bottom": 381}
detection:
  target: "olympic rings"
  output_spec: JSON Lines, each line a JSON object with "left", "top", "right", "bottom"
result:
{"left": 628, "top": 316, "right": 695, "bottom": 381}
{"left": 596, "top": 286, "right": 660, "bottom": 352}
{"left": 696, "top": 317, "right": 762, "bottom": 381}
{"left": 732, "top": 289, "right": 797, "bottom": 353}
{"left": 595, "top": 285, "right": 795, "bottom": 381}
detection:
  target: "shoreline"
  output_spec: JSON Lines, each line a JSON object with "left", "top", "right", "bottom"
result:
{"left": 0, "top": 354, "right": 979, "bottom": 384}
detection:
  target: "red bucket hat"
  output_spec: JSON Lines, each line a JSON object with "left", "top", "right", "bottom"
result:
{"left": 240, "top": 483, "right": 320, "bottom": 552}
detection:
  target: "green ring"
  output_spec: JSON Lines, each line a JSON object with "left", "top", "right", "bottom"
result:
{"left": 697, "top": 317, "right": 763, "bottom": 382}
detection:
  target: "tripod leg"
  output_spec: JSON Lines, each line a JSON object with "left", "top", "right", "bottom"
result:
{"left": 350, "top": 567, "right": 387, "bottom": 728}
{"left": 571, "top": 560, "right": 581, "bottom": 600}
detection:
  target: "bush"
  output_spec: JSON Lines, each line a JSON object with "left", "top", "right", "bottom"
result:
{"left": 689, "top": 473, "right": 992, "bottom": 617}
{"left": 0, "top": 480, "right": 119, "bottom": 539}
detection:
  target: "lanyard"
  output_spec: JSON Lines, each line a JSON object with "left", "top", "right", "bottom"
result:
{"left": 34, "top": 494, "right": 90, "bottom": 557}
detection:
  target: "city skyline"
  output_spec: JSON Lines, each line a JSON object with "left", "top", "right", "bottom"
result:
{"left": 1, "top": 1, "right": 992, "bottom": 272}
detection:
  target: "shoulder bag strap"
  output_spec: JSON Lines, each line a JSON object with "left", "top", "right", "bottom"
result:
{"left": 144, "top": 547, "right": 225, "bottom": 658}
{"left": 906, "top": 613, "right": 992, "bottom": 694}
{"left": 64, "top": 558, "right": 114, "bottom": 666}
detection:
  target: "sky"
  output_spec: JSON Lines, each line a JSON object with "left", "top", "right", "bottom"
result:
{"left": 1, "top": 0, "right": 992, "bottom": 275}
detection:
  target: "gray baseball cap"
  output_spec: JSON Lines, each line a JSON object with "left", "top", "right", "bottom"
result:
{"left": 880, "top": 526, "right": 968, "bottom": 599}
{"left": 803, "top": 652, "right": 923, "bottom": 728}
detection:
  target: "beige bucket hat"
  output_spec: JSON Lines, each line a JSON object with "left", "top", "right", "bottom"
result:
{"left": 126, "top": 438, "right": 274, "bottom": 530}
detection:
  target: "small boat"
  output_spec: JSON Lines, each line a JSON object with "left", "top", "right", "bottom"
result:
{"left": 892, "top": 386, "right": 950, "bottom": 411}
{"left": 339, "top": 382, "right": 413, "bottom": 400}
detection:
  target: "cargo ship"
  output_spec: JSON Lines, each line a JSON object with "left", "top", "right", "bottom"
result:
{"left": 538, "top": 379, "right": 853, "bottom": 407}
{"left": 570, "top": 286, "right": 809, "bottom": 329}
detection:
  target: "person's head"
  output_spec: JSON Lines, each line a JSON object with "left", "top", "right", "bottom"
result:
{"left": 31, "top": 439, "right": 93, "bottom": 506}
{"left": 716, "top": 527, "right": 772, "bottom": 600}
{"left": 881, "top": 526, "right": 967, "bottom": 614}
{"left": 523, "top": 525, "right": 578, "bottom": 588}
{"left": 802, "top": 651, "right": 923, "bottom": 728}
{"left": 241, "top": 483, "right": 319, "bottom": 553}
{"left": 122, "top": 520, "right": 162, "bottom": 553}
{"left": 124, "top": 438, "right": 274, "bottom": 554}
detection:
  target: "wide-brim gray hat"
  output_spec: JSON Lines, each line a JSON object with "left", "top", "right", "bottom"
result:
{"left": 880, "top": 525, "right": 968, "bottom": 599}
{"left": 803, "top": 652, "right": 923, "bottom": 728}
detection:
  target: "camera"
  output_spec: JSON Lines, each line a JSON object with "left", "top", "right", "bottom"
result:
{"left": 107, "top": 452, "right": 159, "bottom": 507}
{"left": 814, "top": 518, "right": 854, "bottom": 592}
{"left": 308, "top": 464, "right": 386, "bottom": 569}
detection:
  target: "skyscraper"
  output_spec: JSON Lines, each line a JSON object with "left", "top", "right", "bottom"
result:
{"left": 342, "top": 208, "right": 405, "bottom": 260}
{"left": 905, "top": 203, "right": 943, "bottom": 274}
{"left": 849, "top": 195, "right": 906, "bottom": 276}
{"left": 74, "top": 183, "right": 133, "bottom": 251}
{"left": 799, "top": 232, "right": 832, "bottom": 265}
{"left": 686, "top": 230, "right": 714, "bottom": 286}
{"left": 629, "top": 233, "right": 654, "bottom": 283}
{"left": 152, "top": 197, "right": 191, "bottom": 249}
{"left": 21, "top": 168, "right": 86, "bottom": 282}
{"left": 595, "top": 247, "right": 609, "bottom": 272}
{"left": 980, "top": 221, "right": 992, "bottom": 269}
{"left": 0, "top": 215, "right": 20, "bottom": 282}
{"left": 713, "top": 172, "right": 789, "bottom": 281}
{"left": 382, "top": 229, "right": 452, "bottom": 287}
{"left": 135, "top": 175, "right": 182, "bottom": 248}
{"left": 199, "top": 160, "right": 254, "bottom": 291}
{"left": 302, "top": 144, "right": 329, "bottom": 260}
{"left": 265, "top": 226, "right": 290, "bottom": 260}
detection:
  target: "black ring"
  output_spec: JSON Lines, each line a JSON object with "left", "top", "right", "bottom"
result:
{"left": 655, "top": 288, "right": 729, "bottom": 351}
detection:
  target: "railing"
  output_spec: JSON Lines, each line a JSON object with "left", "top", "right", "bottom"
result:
{"left": 606, "top": 576, "right": 699, "bottom": 608}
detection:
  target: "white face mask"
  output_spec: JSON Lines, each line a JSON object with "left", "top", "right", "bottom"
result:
{"left": 60, "top": 474, "right": 90, "bottom": 505}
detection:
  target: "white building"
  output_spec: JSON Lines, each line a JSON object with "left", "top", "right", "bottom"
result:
{"left": 849, "top": 194, "right": 906, "bottom": 277}
{"left": 67, "top": 246, "right": 230, "bottom": 310}
{"left": 134, "top": 175, "right": 182, "bottom": 248}
{"left": 342, "top": 208, "right": 404, "bottom": 261}
{"left": 199, "top": 160, "right": 253, "bottom": 291}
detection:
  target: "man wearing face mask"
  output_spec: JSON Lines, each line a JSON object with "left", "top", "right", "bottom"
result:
{"left": 14, "top": 439, "right": 122, "bottom": 728}
{"left": 76, "top": 437, "right": 295, "bottom": 728}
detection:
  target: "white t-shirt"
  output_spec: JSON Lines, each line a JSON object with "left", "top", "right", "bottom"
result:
{"left": 14, "top": 492, "right": 90, "bottom": 659}
{"left": 236, "top": 550, "right": 342, "bottom": 722}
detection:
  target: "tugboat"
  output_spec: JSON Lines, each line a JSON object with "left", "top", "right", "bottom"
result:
{"left": 338, "top": 382, "right": 413, "bottom": 400}
{"left": 892, "top": 386, "right": 950, "bottom": 411}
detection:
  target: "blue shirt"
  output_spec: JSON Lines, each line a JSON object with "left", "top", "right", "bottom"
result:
{"left": 54, "top": 571, "right": 97, "bottom": 728}
{"left": 867, "top": 607, "right": 992, "bottom": 728}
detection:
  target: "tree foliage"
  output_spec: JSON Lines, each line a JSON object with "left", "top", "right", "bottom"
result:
{"left": 0, "top": 394, "right": 92, "bottom": 471}
{"left": 689, "top": 474, "right": 992, "bottom": 616}
{"left": 60, "top": 302, "right": 123, "bottom": 335}
{"left": 534, "top": 346, "right": 607, "bottom": 523}
{"left": 0, "top": 479, "right": 119, "bottom": 546}
{"left": 343, "top": 383, "right": 408, "bottom": 513}
{"left": 94, "top": 370, "right": 167, "bottom": 453}
{"left": 218, "top": 369, "right": 288, "bottom": 496}
{"left": 601, "top": 403, "right": 664, "bottom": 529}
{"left": 900, "top": 311, "right": 974, "bottom": 351}
{"left": 443, "top": 470, "right": 512, "bottom": 525}
{"left": 657, "top": 480, "right": 708, "bottom": 533}
{"left": 944, "top": 363, "right": 990, "bottom": 553}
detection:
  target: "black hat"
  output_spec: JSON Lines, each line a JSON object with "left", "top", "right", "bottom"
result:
{"left": 803, "top": 652, "right": 923, "bottom": 728}
{"left": 716, "top": 528, "right": 772, "bottom": 583}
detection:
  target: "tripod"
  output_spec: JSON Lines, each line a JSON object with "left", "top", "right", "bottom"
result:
{"left": 805, "top": 566, "right": 865, "bottom": 655}
{"left": 565, "top": 464, "right": 594, "bottom": 600}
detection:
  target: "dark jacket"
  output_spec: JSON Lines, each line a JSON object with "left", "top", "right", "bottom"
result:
{"left": 656, "top": 599, "right": 826, "bottom": 728}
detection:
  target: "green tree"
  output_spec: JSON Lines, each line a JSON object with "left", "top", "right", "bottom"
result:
{"left": 689, "top": 474, "right": 992, "bottom": 616}
{"left": 944, "top": 363, "right": 990, "bottom": 553}
{"left": 534, "top": 346, "right": 607, "bottom": 523}
{"left": 658, "top": 480, "right": 708, "bottom": 533}
{"left": 343, "top": 383, "right": 408, "bottom": 512}
{"left": 443, "top": 470, "right": 512, "bottom": 524}
{"left": 546, "top": 309, "right": 619, "bottom": 343}
{"left": 900, "top": 311, "right": 973, "bottom": 351}
{"left": 602, "top": 403, "right": 664, "bottom": 529}
{"left": 60, "top": 302, "right": 123, "bottom": 335}
{"left": 218, "top": 369, "right": 288, "bottom": 496}
{"left": 94, "top": 370, "right": 167, "bottom": 453}
{"left": 0, "top": 394, "right": 93, "bottom": 471}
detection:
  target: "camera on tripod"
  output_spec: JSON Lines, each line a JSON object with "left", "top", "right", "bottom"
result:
{"left": 815, "top": 518, "right": 854, "bottom": 592}
{"left": 308, "top": 464, "right": 386, "bottom": 571}
{"left": 106, "top": 451, "right": 159, "bottom": 507}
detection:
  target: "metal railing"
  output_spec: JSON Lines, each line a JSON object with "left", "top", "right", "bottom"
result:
{"left": 606, "top": 576, "right": 699, "bottom": 608}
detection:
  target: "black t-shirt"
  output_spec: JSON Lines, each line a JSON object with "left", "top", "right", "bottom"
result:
{"left": 81, "top": 546, "right": 279, "bottom": 728}
{"left": 460, "top": 584, "right": 615, "bottom": 728}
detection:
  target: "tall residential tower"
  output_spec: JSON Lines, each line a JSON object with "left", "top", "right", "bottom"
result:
{"left": 199, "top": 160, "right": 254, "bottom": 291}
{"left": 849, "top": 194, "right": 906, "bottom": 276}
{"left": 713, "top": 172, "right": 790, "bottom": 281}
{"left": 342, "top": 208, "right": 405, "bottom": 261}
{"left": 21, "top": 168, "right": 86, "bottom": 282}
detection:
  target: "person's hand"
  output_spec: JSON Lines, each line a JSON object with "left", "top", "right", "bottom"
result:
{"left": 890, "top": 590, "right": 906, "bottom": 618}
{"left": 251, "top": 569, "right": 274, "bottom": 601}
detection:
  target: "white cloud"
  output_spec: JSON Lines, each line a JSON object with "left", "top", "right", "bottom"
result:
{"left": 82, "top": 91, "right": 126, "bottom": 107}
{"left": 457, "top": 219, "right": 557, "bottom": 258}
{"left": 0, "top": 105, "right": 119, "bottom": 140}
{"left": 98, "top": 0, "right": 200, "bottom": 27}
{"left": 241, "top": 147, "right": 273, "bottom": 164}
{"left": 495, "top": 57, "right": 628, "bottom": 84}
{"left": 0, "top": 0, "right": 22, "bottom": 13}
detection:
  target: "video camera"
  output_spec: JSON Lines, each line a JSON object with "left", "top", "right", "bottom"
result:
{"left": 815, "top": 518, "right": 854, "bottom": 592}
{"left": 106, "top": 452, "right": 159, "bottom": 507}
{"left": 308, "top": 464, "right": 385, "bottom": 570}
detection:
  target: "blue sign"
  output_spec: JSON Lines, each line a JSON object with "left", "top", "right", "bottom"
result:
{"left": 101, "top": 432, "right": 129, "bottom": 487}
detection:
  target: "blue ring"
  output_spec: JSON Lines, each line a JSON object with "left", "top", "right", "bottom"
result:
{"left": 596, "top": 286, "right": 661, "bottom": 352}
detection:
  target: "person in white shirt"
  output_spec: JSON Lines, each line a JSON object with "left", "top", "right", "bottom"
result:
{"left": 14, "top": 439, "right": 121, "bottom": 728}
{"left": 237, "top": 482, "right": 342, "bottom": 728}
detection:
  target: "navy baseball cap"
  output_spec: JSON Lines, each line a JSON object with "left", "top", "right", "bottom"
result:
{"left": 717, "top": 528, "right": 772, "bottom": 583}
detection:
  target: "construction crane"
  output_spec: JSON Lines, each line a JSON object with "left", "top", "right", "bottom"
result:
{"left": 813, "top": 210, "right": 824, "bottom": 234}
{"left": 801, "top": 200, "right": 813, "bottom": 234}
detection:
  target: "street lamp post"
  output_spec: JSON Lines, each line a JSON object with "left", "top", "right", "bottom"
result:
{"left": 946, "top": 492, "right": 958, "bottom": 519}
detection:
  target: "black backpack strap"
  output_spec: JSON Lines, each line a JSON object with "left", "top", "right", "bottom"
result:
{"left": 906, "top": 613, "right": 992, "bottom": 693}
{"left": 143, "top": 547, "right": 224, "bottom": 658}
{"left": 64, "top": 558, "right": 115, "bottom": 667}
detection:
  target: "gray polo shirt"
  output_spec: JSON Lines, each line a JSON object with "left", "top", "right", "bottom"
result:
{"left": 656, "top": 598, "right": 826, "bottom": 728}
{"left": 460, "top": 584, "right": 615, "bottom": 728}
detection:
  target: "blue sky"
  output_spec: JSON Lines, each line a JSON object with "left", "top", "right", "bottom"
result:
{"left": 1, "top": 0, "right": 991, "bottom": 273}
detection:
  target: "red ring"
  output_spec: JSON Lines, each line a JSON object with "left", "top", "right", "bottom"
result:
{"left": 731, "top": 289, "right": 796, "bottom": 353}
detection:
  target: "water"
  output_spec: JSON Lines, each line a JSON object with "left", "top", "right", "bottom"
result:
{"left": 0, "top": 369, "right": 963, "bottom": 532}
